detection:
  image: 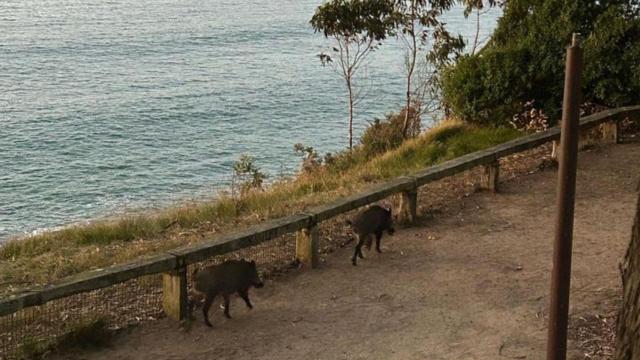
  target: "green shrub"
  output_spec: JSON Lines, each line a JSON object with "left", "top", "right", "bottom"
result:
{"left": 293, "top": 107, "right": 422, "bottom": 176}
{"left": 583, "top": 5, "right": 640, "bottom": 106}
{"left": 293, "top": 143, "right": 323, "bottom": 174}
{"left": 360, "top": 106, "right": 421, "bottom": 156}
{"left": 232, "top": 154, "right": 268, "bottom": 195}
{"left": 441, "top": 46, "right": 530, "bottom": 125}
{"left": 441, "top": 0, "right": 640, "bottom": 125}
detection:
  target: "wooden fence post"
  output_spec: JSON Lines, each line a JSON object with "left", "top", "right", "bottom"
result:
{"left": 296, "top": 217, "right": 319, "bottom": 268}
{"left": 601, "top": 120, "right": 618, "bottom": 144}
{"left": 399, "top": 187, "right": 418, "bottom": 224}
{"left": 480, "top": 161, "right": 500, "bottom": 193}
{"left": 162, "top": 264, "right": 188, "bottom": 321}
{"left": 579, "top": 127, "right": 594, "bottom": 149}
{"left": 553, "top": 119, "right": 618, "bottom": 162}
{"left": 551, "top": 140, "right": 560, "bottom": 162}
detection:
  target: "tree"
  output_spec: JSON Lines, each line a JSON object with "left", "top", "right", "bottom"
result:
{"left": 441, "top": 0, "right": 640, "bottom": 125}
{"left": 460, "top": 0, "right": 499, "bottom": 55}
{"left": 310, "top": 0, "right": 398, "bottom": 150}
{"left": 615, "top": 184, "right": 640, "bottom": 359}
{"left": 394, "top": 0, "right": 465, "bottom": 137}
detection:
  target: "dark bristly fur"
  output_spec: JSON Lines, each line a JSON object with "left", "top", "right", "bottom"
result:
{"left": 347, "top": 205, "right": 395, "bottom": 266}
{"left": 192, "top": 259, "right": 264, "bottom": 327}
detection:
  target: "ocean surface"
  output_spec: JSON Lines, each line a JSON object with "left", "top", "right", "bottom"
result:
{"left": 0, "top": 0, "right": 500, "bottom": 241}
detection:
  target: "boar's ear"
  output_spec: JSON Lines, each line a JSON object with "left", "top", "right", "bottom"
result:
{"left": 251, "top": 260, "right": 256, "bottom": 266}
{"left": 385, "top": 207, "right": 392, "bottom": 215}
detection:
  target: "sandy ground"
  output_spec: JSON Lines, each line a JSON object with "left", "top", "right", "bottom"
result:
{"left": 54, "top": 142, "right": 640, "bottom": 360}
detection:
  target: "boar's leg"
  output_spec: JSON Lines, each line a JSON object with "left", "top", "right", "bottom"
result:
{"left": 357, "top": 237, "right": 366, "bottom": 259}
{"left": 202, "top": 293, "right": 216, "bottom": 327}
{"left": 352, "top": 235, "right": 365, "bottom": 266}
{"left": 365, "top": 234, "right": 373, "bottom": 250}
{"left": 222, "top": 294, "right": 232, "bottom": 319}
{"left": 238, "top": 289, "right": 253, "bottom": 309}
{"left": 375, "top": 230, "right": 383, "bottom": 253}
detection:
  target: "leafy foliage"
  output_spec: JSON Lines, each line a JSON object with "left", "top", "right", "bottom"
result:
{"left": 360, "top": 106, "right": 421, "bottom": 156}
{"left": 394, "top": 0, "right": 466, "bottom": 137}
{"left": 310, "top": 0, "right": 398, "bottom": 41}
{"left": 311, "top": 0, "right": 399, "bottom": 149}
{"left": 232, "top": 154, "right": 268, "bottom": 195}
{"left": 441, "top": 0, "right": 640, "bottom": 125}
{"left": 441, "top": 45, "right": 530, "bottom": 124}
{"left": 293, "top": 143, "right": 324, "bottom": 174}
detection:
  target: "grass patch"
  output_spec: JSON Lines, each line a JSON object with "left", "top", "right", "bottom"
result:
{"left": 56, "top": 317, "right": 112, "bottom": 350}
{"left": 18, "top": 318, "right": 111, "bottom": 359}
{"left": 18, "top": 337, "right": 48, "bottom": 360}
{"left": 0, "top": 121, "right": 522, "bottom": 294}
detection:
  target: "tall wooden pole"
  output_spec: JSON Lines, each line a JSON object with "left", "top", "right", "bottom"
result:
{"left": 546, "top": 33, "right": 583, "bottom": 360}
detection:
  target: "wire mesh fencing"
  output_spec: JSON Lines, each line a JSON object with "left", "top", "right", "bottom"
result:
{"left": 186, "top": 231, "right": 298, "bottom": 281}
{"left": 0, "top": 274, "right": 163, "bottom": 359}
{"left": 0, "top": 234, "right": 300, "bottom": 359}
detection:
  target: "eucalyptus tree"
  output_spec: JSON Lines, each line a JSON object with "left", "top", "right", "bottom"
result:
{"left": 310, "top": 0, "right": 398, "bottom": 150}
{"left": 394, "top": 0, "right": 466, "bottom": 137}
{"left": 460, "top": 0, "right": 499, "bottom": 55}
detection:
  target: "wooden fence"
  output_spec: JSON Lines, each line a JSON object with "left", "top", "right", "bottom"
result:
{"left": 0, "top": 106, "right": 638, "bottom": 324}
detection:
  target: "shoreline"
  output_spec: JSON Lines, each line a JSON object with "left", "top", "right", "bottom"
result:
{"left": 0, "top": 190, "right": 227, "bottom": 245}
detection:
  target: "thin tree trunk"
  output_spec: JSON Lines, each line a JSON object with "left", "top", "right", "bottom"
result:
{"left": 347, "top": 76, "right": 354, "bottom": 150}
{"left": 403, "top": 59, "right": 414, "bottom": 137}
{"left": 471, "top": 8, "right": 480, "bottom": 55}
{"left": 402, "top": 0, "right": 418, "bottom": 139}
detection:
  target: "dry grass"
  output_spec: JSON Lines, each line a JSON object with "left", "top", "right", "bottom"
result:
{"left": 0, "top": 121, "right": 522, "bottom": 296}
{"left": 568, "top": 291, "right": 621, "bottom": 360}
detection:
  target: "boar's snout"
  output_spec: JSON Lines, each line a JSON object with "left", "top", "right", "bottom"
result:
{"left": 388, "top": 227, "right": 396, "bottom": 235}
{"left": 254, "top": 281, "right": 264, "bottom": 288}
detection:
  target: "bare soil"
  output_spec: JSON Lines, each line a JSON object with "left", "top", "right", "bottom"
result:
{"left": 52, "top": 142, "right": 640, "bottom": 360}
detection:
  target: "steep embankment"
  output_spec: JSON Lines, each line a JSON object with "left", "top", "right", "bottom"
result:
{"left": 0, "top": 121, "right": 520, "bottom": 296}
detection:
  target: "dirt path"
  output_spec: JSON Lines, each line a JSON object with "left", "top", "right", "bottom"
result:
{"left": 55, "top": 143, "right": 640, "bottom": 360}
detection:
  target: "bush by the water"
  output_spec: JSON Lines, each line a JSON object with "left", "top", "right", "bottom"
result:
{"left": 441, "top": 0, "right": 640, "bottom": 125}
{"left": 360, "top": 106, "right": 421, "bottom": 156}
{"left": 294, "top": 107, "right": 422, "bottom": 176}
{"left": 232, "top": 154, "right": 268, "bottom": 195}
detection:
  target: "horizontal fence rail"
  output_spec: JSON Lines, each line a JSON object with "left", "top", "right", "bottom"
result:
{"left": 1, "top": 105, "right": 639, "bottom": 321}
